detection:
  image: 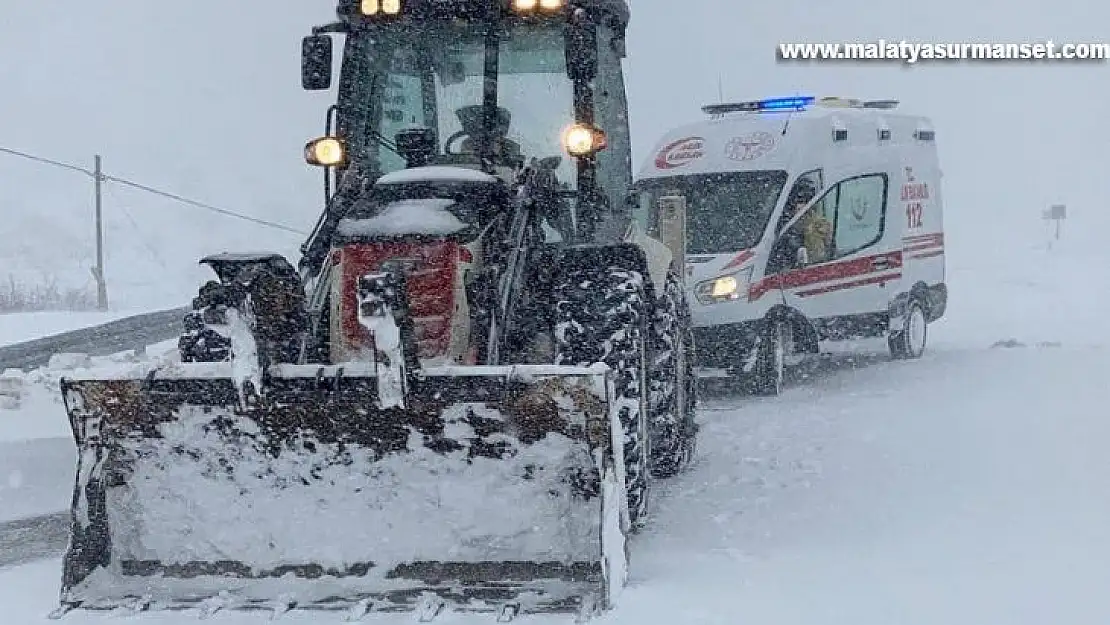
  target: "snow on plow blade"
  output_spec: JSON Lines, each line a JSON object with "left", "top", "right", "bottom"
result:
{"left": 56, "top": 362, "right": 628, "bottom": 618}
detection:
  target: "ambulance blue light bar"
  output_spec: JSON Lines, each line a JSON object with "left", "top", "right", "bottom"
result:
{"left": 702, "top": 96, "right": 815, "bottom": 116}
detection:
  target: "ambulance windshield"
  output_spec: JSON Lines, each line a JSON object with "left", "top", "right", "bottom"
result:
{"left": 637, "top": 171, "right": 788, "bottom": 254}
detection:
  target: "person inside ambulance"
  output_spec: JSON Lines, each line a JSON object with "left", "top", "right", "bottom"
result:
{"left": 780, "top": 177, "right": 833, "bottom": 265}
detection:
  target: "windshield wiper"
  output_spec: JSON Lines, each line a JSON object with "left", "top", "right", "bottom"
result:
{"left": 369, "top": 130, "right": 402, "bottom": 160}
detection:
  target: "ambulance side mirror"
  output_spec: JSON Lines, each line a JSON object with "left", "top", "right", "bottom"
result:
{"left": 657, "top": 194, "right": 687, "bottom": 281}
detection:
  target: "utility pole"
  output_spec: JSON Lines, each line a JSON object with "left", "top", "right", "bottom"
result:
{"left": 92, "top": 154, "right": 108, "bottom": 310}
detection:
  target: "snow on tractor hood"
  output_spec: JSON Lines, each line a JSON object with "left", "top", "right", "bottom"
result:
{"left": 336, "top": 198, "right": 467, "bottom": 238}
{"left": 375, "top": 166, "right": 498, "bottom": 186}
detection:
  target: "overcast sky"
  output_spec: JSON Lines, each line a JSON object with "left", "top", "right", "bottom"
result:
{"left": 1, "top": 1, "right": 1105, "bottom": 307}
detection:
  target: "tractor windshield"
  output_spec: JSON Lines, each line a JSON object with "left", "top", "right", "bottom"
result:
{"left": 354, "top": 20, "right": 578, "bottom": 187}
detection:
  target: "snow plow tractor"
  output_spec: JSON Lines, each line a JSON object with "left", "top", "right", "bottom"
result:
{"left": 54, "top": 0, "right": 697, "bottom": 620}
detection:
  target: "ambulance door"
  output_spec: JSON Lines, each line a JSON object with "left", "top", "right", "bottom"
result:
{"left": 773, "top": 170, "right": 899, "bottom": 329}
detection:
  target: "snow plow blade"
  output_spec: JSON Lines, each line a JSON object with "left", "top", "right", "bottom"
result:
{"left": 56, "top": 363, "right": 628, "bottom": 618}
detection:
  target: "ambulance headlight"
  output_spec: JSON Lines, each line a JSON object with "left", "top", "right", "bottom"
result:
{"left": 563, "top": 124, "right": 608, "bottom": 157}
{"left": 695, "top": 267, "right": 753, "bottom": 305}
{"left": 304, "top": 136, "right": 348, "bottom": 167}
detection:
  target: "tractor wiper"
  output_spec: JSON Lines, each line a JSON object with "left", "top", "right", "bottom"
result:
{"left": 369, "top": 130, "right": 402, "bottom": 160}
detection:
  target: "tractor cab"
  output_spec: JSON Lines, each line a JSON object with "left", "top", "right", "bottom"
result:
{"left": 293, "top": 0, "right": 637, "bottom": 367}
{"left": 298, "top": 0, "right": 633, "bottom": 264}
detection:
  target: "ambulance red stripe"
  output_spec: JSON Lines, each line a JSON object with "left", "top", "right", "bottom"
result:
{"left": 910, "top": 250, "right": 945, "bottom": 260}
{"left": 719, "top": 249, "right": 756, "bottom": 272}
{"left": 748, "top": 251, "right": 903, "bottom": 301}
{"left": 905, "top": 241, "right": 944, "bottom": 253}
{"left": 903, "top": 232, "right": 944, "bottom": 245}
{"left": 796, "top": 272, "right": 903, "bottom": 298}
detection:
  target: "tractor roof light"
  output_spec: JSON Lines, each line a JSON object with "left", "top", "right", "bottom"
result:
{"left": 513, "top": 0, "right": 563, "bottom": 13}
{"left": 563, "top": 124, "right": 607, "bottom": 157}
{"left": 361, "top": 0, "right": 401, "bottom": 16}
{"left": 305, "top": 136, "right": 348, "bottom": 167}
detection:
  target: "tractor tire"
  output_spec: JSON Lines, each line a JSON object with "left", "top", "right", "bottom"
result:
{"left": 554, "top": 266, "right": 652, "bottom": 531}
{"left": 178, "top": 280, "right": 238, "bottom": 363}
{"left": 648, "top": 271, "right": 698, "bottom": 479}
{"left": 178, "top": 262, "right": 307, "bottom": 365}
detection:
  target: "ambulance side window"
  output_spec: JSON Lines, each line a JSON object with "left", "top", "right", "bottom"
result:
{"left": 830, "top": 174, "right": 888, "bottom": 257}
{"left": 775, "top": 169, "right": 824, "bottom": 234}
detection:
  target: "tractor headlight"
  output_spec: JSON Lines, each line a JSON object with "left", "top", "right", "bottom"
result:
{"left": 563, "top": 124, "right": 608, "bottom": 157}
{"left": 304, "top": 136, "right": 348, "bottom": 167}
{"left": 695, "top": 267, "right": 753, "bottom": 305}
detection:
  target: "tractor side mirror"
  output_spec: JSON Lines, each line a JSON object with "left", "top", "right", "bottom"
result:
{"left": 302, "top": 35, "right": 333, "bottom": 91}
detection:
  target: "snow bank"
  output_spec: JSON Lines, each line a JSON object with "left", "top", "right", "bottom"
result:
{"left": 0, "top": 340, "right": 179, "bottom": 523}
{"left": 0, "top": 339, "right": 179, "bottom": 444}
{"left": 336, "top": 199, "right": 466, "bottom": 238}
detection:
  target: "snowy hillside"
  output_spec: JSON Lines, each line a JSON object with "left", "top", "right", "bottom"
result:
{"left": 0, "top": 2, "right": 335, "bottom": 312}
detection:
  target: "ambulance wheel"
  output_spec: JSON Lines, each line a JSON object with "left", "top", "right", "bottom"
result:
{"left": 752, "top": 319, "right": 789, "bottom": 396}
{"left": 889, "top": 298, "right": 928, "bottom": 359}
{"left": 554, "top": 266, "right": 652, "bottom": 532}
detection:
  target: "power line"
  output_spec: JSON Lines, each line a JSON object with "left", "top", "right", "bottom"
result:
{"left": 0, "top": 144, "right": 309, "bottom": 235}
{"left": 0, "top": 145, "right": 93, "bottom": 177}
{"left": 103, "top": 174, "right": 308, "bottom": 235}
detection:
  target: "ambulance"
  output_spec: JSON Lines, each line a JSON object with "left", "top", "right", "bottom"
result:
{"left": 632, "top": 95, "right": 947, "bottom": 395}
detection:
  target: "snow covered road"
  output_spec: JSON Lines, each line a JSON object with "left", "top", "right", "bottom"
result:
{"left": 0, "top": 437, "right": 73, "bottom": 523}
{"left": 623, "top": 343, "right": 1110, "bottom": 625}
{"left": 3, "top": 340, "right": 1110, "bottom": 623}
